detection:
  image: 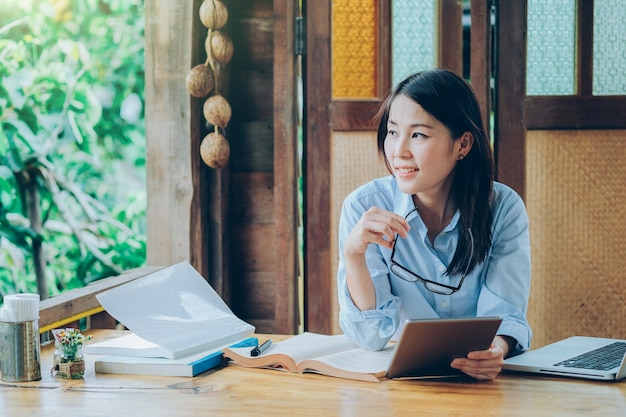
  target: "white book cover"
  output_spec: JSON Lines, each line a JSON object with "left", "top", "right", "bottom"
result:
{"left": 94, "top": 337, "right": 258, "bottom": 377}
{"left": 83, "top": 261, "right": 255, "bottom": 359}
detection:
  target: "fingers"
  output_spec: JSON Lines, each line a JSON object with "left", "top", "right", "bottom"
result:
{"left": 451, "top": 357, "right": 503, "bottom": 380}
{"left": 371, "top": 233, "right": 393, "bottom": 249}
{"left": 450, "top": 345, "right": 505, "bottom": 381}
{"left": 345, "top": 208, "right": 410, "bottom": 255}
{"left": 361, "top": 207, "right": 410, "bottom": 241}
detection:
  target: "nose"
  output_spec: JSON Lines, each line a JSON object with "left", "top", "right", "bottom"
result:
{"left": 393, "top": 135, "right": 412, "bottom": 158}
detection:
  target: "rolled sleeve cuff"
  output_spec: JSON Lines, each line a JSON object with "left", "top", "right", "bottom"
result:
{"left": 497, "top": 319, "right": 533, "bottom": 357}
{"left": 339, "top": 299, "right": 399, "bottom": 350}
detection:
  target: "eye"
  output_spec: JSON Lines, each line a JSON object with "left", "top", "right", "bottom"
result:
{"left": 387, "top": 129, "right": 398, "bottom": 137}
{"left": 411, "top": 132, "right": 427, "bottom": 139}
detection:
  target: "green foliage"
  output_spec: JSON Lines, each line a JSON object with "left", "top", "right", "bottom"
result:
{"left": 0, "top": 0, "right": 146, "bottom": 301}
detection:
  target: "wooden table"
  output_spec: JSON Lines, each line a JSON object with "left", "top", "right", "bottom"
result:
{"left": 1, "top": 331, "right": 625, "bottom": 417}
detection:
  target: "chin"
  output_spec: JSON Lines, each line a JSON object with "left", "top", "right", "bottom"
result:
{"left": 396, "top": 182, "right": 420, "bottom": 196}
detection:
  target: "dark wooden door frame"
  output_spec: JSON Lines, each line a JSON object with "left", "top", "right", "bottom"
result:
{"left": 272, "top": 0, "right": 300, "bottom": 334}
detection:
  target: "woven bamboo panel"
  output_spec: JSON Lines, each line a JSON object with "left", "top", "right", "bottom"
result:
{"left": 330, "top": 131, "right": 389, "bottom": 333}
{"left": 525, "top": 130, "right": 626, "bottom": 348}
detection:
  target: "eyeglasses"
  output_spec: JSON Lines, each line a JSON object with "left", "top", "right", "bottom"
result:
{"left": 389, "top": 207, "right": 474, "bottom": 295}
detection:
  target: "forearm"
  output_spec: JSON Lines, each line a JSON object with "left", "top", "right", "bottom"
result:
{"left": 344, "top": 251, "right": 376, "bottom": 311}
{"left": 494, "top": 335, "right": 517, "bottom": 358}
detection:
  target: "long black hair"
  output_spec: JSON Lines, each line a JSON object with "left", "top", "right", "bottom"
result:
{"left": 376, "top": 69, "right": 494, "bottom": 275}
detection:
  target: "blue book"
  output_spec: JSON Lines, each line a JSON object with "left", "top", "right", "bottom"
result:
{"left": 93, "top": 337, "right": 258, "bottom": 377}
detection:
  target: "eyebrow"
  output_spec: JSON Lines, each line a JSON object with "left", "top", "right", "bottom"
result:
{"left": 387, "top": 119, "right": 434, "bottom": 129}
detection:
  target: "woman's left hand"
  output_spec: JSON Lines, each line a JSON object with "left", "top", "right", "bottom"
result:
{"left": 450, "top": 336, "right": 512, "bottom": 380}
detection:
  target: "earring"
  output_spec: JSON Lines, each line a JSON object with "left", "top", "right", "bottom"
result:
{"left": 458, "top": 154, "right": 465, "bottom": 160}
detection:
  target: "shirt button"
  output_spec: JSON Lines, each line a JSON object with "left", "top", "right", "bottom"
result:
{"left": 438, "top": 265, "right": 445, "bottom": 273}
{"left": 385, "top": 324, "right": 393, "bottom": 332}
{"left": 441, "top": 301, "right": 448, "bottom": 308}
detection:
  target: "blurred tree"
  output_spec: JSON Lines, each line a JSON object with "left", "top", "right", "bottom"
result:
{"left": 0, "top": 0, "right": 146, "bottom": 301}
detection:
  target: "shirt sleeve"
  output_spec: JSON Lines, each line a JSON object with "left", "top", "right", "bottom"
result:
{"left": 336, "top": 198, "right": 402, "bottom": 351}
{"left": 477, "top": 188, "right": 533, "bottom": 355}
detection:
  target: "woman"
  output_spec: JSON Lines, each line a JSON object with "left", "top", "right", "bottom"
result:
{"left": 337, "top": 69, "right": 532, "bottom": 380}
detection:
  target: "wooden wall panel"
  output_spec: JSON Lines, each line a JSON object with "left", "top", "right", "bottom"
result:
{"left": 228, "top": 121, "right": 274, "bottom": 172}
{"left": 226, "top": 0, "right": 275, "bottom": 332}
{"left": 230, "top": 224, "right": 277, "bottom": 325}
{"left": 230, "top": 173, "right": 274, "bottom": 223}
{"left": 226, "top": 0, "right": 299, "bottom": 334}
{"left": 229, "top": 72, "right": 275, "bottom": 123}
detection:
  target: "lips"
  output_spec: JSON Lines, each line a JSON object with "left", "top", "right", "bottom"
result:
{"left": 395, "top": 166, "right": 418, "bottom": 174}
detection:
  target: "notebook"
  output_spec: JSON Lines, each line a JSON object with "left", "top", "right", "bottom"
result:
{"left": 386, "top": 316, "right": 503, "bottom": 379}
{"left": 503, "top": 336, "right": 626, "bottom": 381}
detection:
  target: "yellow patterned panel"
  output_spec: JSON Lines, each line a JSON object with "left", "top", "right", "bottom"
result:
{"left": 332, "top": 0, "right": 378, "bottom": 99}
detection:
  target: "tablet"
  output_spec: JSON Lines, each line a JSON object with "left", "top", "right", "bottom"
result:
{"left": 386, "top": 317, "right": 503, "bottom": 379}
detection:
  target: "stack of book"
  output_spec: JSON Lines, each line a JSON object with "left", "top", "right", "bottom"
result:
{"left": 83, "top": 261, "right": 256, "bottom": 377}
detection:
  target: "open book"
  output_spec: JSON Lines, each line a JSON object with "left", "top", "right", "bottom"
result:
{"left": 222, "top": 332, "right": 395, "bottom": 383}
{"left": 84, "top": 261, "right": 254, "bottom": 368}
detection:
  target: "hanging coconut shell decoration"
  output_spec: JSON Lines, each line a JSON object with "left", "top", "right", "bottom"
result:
{"left": 185, "top": 64, "right": 215, "bottom": 98}
{"left": 207, "top": 31, "right": 234, "bottom": 65}
{"left": 187, "top": 0, "right": 234, "bottom": 169}
{"left": 203, "top": 94, "right": 232, "bottom": 128}
{"left": 200, "top": 131, "right": 230, "bottom": 169}
{"left": 199, "top": 0, "right": 228, "bottom": 30}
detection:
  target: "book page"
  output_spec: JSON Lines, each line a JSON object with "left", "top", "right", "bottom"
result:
{"left": 300, "top": 344, "right": 395, "bottom": 375}
{"left": 223, "top": 332, "right": 366, "bottom": 370}
{"left": 229, "top": 333, "right": 360, "bottom": 363}
{"left": 95, "top": 261, "right": 255, "bottom": 358}
{"left": 84, "top": 333, "right": 169, "bottom": 357}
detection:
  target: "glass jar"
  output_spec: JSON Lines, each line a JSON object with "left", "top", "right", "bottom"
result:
{"left": 52, "top": 344, "right": 85, "bottom": 379}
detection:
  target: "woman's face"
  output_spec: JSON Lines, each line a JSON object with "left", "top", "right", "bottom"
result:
{"left": 383, "top": 94, "right": 463, "bottom": 200}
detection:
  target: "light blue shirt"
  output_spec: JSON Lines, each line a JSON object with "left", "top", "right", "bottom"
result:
{"left": 337, "top": 176, "right": 532, "bottom": 354}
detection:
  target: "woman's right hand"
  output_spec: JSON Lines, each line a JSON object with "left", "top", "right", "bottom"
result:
{"left": 343, "top": 207, "right": 410, "bottom": 255}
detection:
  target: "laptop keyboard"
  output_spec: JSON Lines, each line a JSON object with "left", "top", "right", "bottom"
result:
{"left": 553, "top": 341, "right": 626, "bottom": 371}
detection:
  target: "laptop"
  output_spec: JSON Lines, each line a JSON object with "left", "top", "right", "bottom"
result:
{"left": 503, "top": 336, "right": 626, "bottom": 381}
{"left": 386, "top": 316, "right": 503, "bottom": 379}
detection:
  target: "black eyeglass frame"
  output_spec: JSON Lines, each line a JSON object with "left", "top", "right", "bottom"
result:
{"left": 388, "top": 208, "right": 474, "bottom": 295}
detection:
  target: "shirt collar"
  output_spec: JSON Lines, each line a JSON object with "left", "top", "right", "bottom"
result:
{"left": 393, "top": 186, "right": 461, "bottom": 233}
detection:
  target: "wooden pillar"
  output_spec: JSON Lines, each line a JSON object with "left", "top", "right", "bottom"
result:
{"left": 145, "top": 0, "right": 211, "bottom": 279}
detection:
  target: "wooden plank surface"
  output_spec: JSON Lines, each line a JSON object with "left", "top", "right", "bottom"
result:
{"left": 2, "top": 330, "right": 625, "bottom": 417}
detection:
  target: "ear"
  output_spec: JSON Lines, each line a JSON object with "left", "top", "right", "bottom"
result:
{"left": 460, "top": 132, "right": 474, "bottom": 151}
{"left": 456, "top": 132, "right": 474, "bottom": 161}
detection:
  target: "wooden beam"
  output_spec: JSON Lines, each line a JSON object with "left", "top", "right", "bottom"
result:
{"left": 39, "top": 266, "right": 162, "bottom": 333}
{"left": 494, "top": 0, "right": 527, "bottom": 197}
{"left": 439, "top": 0, "right": 464, "bottom": 75}
{"left": 273, "top": 0, "right": 299, "bottom": 334}
{"left": 304, "top": 0, "right": 332, "bottom": 334}
{"left": 525, "top": 97, "right": 626, "bottom": 129}
{"left": 471, "top": 0, "right": 493, "bottom": 135}
{"left": 329, "top": 101, "right": 381, "bottom": 131}
{"left": 145, "top": 1, "right": 201, "bottom": 271}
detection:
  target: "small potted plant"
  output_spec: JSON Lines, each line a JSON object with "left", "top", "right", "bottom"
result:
{"left": 51, "top": 328, "right": 93, "bottom": 379}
